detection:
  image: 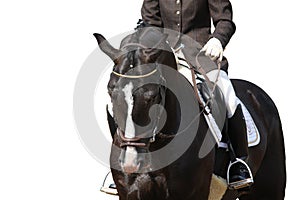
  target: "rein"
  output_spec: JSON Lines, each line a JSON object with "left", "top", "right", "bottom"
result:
{"left": 172, "top": 45, "right": 221, "bottom": 114}
{"left": 187, "top": 51, "right": 222, "bottom": 114}
{"left": 194, "top": 50, "right": 221, "bottom": 97}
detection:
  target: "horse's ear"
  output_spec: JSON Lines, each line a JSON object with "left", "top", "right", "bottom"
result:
{"left": 142, "top": 48, "right": 162, "bottom": 62}
{"left": 93, "top": 33, "right": 120, "bottom": 62}
{"left": 142, "top": 33, "right": 168, "bottom": 62}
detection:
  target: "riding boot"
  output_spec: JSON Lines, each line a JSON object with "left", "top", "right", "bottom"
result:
{"left": 227, "top": 104, "right": 254, "bottom": 190}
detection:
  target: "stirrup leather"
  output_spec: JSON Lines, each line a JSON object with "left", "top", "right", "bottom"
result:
{"left": 227, "top": 158, "right": 254, "bottom": 190}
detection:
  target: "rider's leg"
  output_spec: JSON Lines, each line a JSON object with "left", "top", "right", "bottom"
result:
{"left": 206, "top": 69, "right": 253, "bottom": 189}
{"left": 206, "top": 70, "right": 238, "bottom": 118}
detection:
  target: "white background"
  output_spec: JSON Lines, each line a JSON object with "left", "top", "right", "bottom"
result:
{"left": 0, "top": 0, "right": 299, "bottom": 199}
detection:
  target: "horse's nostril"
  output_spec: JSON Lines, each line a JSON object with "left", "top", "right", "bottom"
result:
{"left": 119, "top": 149, "right": 126, "bottom": 164}
{"left": 122, "top": 162, "right": 141, "bottom": 174}
{"left": 108, "top": 89, "right": 113, "bottom": 96}
{"left": 121, "top": 146, "right": 140, "bottom": 174}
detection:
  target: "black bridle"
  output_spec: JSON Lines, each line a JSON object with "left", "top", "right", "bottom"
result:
{"left": 111, "top": 43, "right": 168, "bottom": 148}
{"left": 111, "top": 40, "right": 215, "bottom": 149}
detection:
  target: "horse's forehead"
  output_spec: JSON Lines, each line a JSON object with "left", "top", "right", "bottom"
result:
{"left": 115, "top": 50, "right": 140, "bottom": 73}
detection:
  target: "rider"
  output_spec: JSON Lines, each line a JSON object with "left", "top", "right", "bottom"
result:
{"left": 141, "top": 0, "right": 253, "bottom": 189}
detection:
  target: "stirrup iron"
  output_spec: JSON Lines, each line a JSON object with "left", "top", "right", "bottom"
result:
{"left": 227, "top": 158, "right": 254, "bottom": 190}
{"left": 100, "top": 172, "right": 118, "bottom": 195}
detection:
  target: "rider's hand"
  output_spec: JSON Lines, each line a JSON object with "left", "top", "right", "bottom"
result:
{"left": 201, "top": 37, "right": 223, "bottom": 62}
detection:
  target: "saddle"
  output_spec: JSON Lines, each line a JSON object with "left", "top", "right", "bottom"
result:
{"left": 176, "top": 50, "right": 260, "bottom": 148}
{"left": 197, "top": 79, "right": 260, "bottom": 148}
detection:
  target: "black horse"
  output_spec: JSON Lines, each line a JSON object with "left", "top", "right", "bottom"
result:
{"left": 94, "top": 28, "right": 286, "bottom": 200}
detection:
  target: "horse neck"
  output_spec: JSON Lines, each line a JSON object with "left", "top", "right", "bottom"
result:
{"left": 159, "top": 88, "right": 181, "bottom": 135}
{"left": 156, "top": 50, "right": 180, "bottom": 135}
{"left": 158, "top": 48, "right": 178, "bottom": 71}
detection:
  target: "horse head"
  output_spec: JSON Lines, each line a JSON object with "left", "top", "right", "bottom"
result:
{"left": 94, "top": 28, "right": 177, "bottom": 174}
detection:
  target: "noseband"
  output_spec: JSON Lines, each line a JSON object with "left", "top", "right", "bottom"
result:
{"left": 117, "top": 129, "right": 147, "bottom": 148}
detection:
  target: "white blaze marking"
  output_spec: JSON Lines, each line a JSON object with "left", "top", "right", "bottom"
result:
{"left": 122, "top": 82, "right": 135, "bottom": 138}
{"left": 122, "top": 82, "right": 138, "bottom": 171}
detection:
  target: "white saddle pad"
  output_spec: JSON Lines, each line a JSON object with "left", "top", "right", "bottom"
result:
{"left": 214, "top": 99, "right": 260, "bottom": 149}
{"left": 239, "top": 99, "right": 260, "bottom": 147}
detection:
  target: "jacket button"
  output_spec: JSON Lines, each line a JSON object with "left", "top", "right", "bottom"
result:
{"left": 176, "top": 10, "right": 180, "bottom": 15}
{"left": 176, "top": 0, "right": 180, "bottom": 4}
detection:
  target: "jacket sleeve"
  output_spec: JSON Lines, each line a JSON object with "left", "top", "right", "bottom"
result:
{"left": 141, "top": 0, "right": 163, "bottom": 27}
{"left": 208, "top": 0, "right": 236, "bottom": 48}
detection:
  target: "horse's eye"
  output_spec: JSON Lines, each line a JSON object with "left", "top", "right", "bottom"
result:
{"left": 110, "top": 90, "right": 119, "bottom": 101}
{"left": 108, "top": 88, "right": 113, "bottom": 97}
{"left": 144, "top": 90, "right": 158, "bottom": 101}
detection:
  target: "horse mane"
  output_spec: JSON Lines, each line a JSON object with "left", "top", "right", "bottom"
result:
{"left": 120, "top": 27, "right": 166, "bottom": 48}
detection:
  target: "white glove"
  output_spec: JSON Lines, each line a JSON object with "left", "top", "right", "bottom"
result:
{"left": 201, "top": 37, "right": 223, "bottom": 62}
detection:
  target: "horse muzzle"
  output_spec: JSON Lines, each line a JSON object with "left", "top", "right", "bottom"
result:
{"left": 120, "top": 146, "right": 141, "bottom": 174}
